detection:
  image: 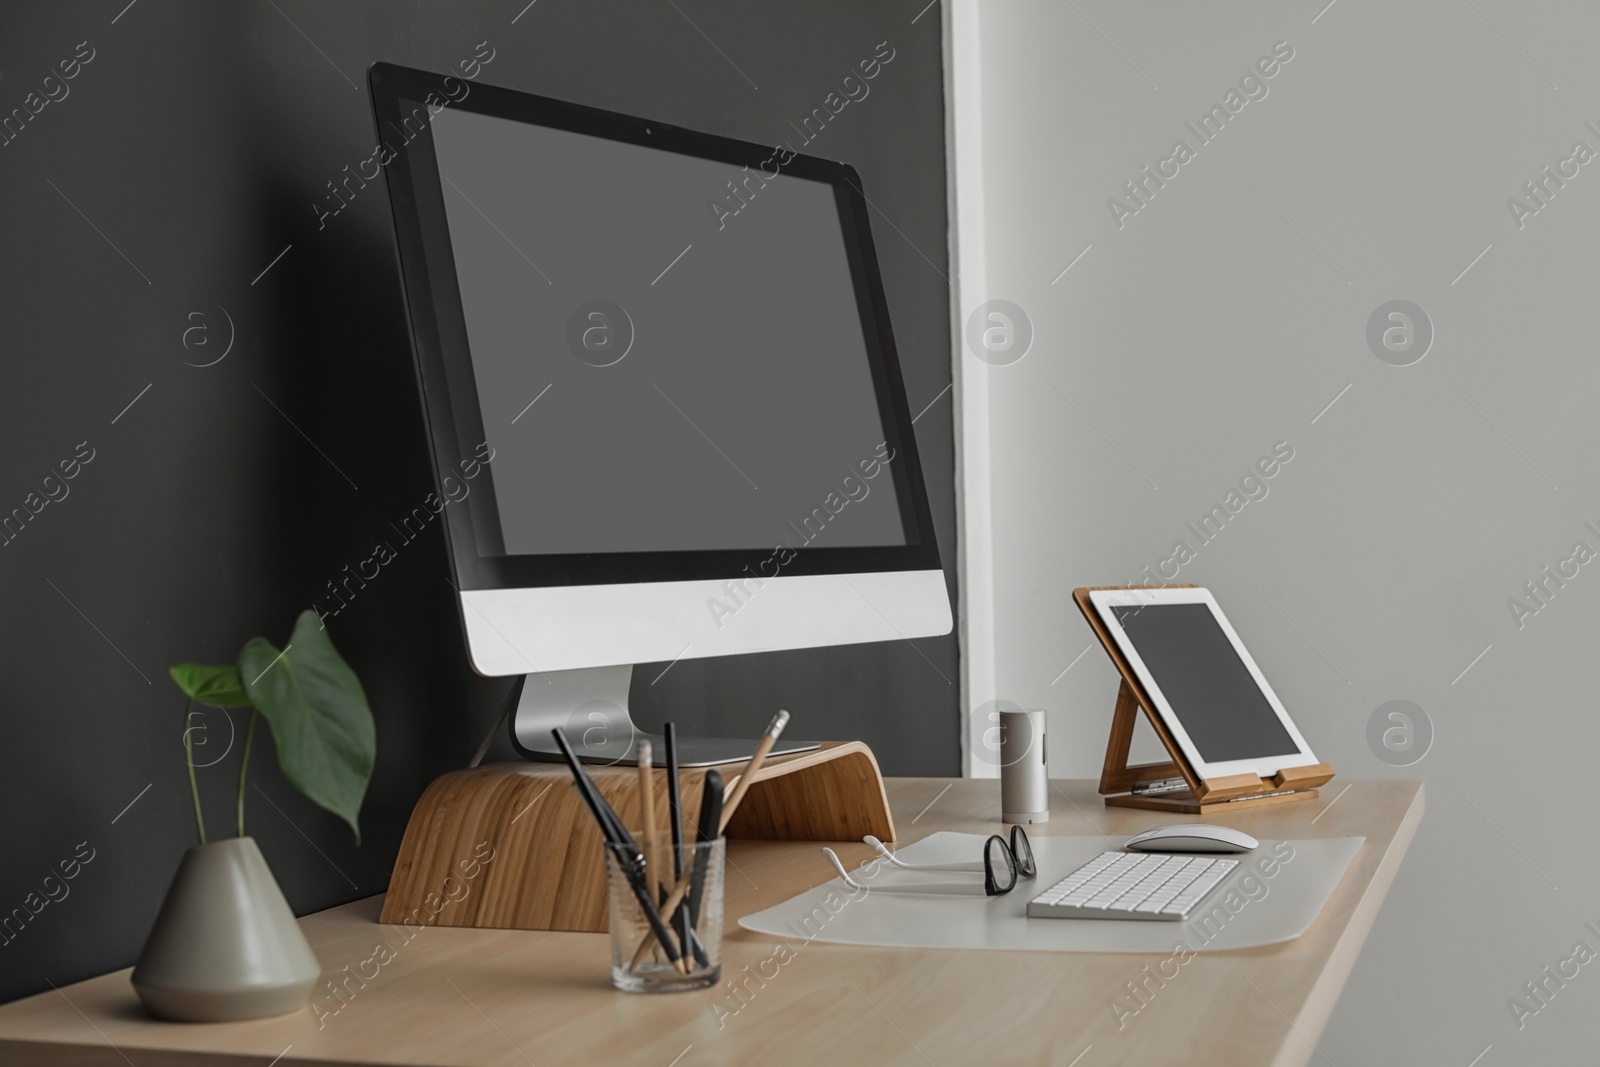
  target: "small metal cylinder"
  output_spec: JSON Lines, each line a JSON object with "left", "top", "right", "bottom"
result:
{"left": 999, "top": 708, "right": 1049, "bottom": 823}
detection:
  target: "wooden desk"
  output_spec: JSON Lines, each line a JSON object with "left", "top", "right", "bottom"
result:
{"left": 0, "top": 778, "right": 1422, "bottom": 1067}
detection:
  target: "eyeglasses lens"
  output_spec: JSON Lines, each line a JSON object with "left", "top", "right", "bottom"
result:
{"left": 985, "top": 835, "right": 1017, "bottom": 894}
{"left": 1010, "top": 825, "right": 1036, "bottom": 878}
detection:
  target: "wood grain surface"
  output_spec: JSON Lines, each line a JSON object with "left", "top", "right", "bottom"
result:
{"left": 0, "top": 777, "right": 1423, "bottom": 1067}
{"left": 378, "top": 742, "right": 895, "bottom": 934}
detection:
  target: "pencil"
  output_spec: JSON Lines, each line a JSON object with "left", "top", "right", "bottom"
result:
{"left": 629, "top": 712, "right": 790, "bottom": 969}
{"left": 719, "top": 710, "right": 789, "bottom": 834}
{"left": 638, "top": 740, "right": 659, "bottom": 908}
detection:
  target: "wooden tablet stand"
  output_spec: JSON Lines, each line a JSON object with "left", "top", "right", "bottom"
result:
{"left": 379, "top": 741, "right": 893, "bottom": 934}
{"left": 1075, "top": 585, "right": 1335, "bottom": 815}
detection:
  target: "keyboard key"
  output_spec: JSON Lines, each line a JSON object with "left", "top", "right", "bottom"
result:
{"left": 1027, "top": 850, "right": 1241, "bottom": 922}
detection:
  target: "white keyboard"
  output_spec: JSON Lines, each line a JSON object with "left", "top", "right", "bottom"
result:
{"left": 1026, "top": 850, "right": 1239, "bottom": 921}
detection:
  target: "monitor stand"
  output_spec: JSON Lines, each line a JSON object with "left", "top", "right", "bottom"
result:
{"left": 506, "top": 664, "right": 820, "bottom": 768}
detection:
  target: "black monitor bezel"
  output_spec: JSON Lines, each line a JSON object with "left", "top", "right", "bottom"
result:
{"left": 369, "top": 62, "right": 942, "bottom": 591}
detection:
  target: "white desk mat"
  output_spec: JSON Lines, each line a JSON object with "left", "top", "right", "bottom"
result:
{"left": 738, "top": 833, "right": 1364, "bottom": 953}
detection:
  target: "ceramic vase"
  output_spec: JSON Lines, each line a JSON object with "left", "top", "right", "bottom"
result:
{"left": 131, "top": 836, "right": 320, "bottom": 1022}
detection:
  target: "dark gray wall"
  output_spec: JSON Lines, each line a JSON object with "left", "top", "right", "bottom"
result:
{"left": 0, "top": 0, "right": 955, "bottom": 1005}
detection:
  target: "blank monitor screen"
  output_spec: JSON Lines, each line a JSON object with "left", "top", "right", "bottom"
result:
{"left": 427, "top": 105, "right": 911, "bottom": 558}
{"left": 1111, "top": 603, "right": 1297, "bottom": 762}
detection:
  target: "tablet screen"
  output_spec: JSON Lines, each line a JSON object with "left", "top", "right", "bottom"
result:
{"left": 1111, "top": 603, "right": 1298, "bottom": 762}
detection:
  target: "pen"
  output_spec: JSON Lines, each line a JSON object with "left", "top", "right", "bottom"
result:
{"left": 664, "top": 723, "right": 685, "bottom": 881}
{"left": 550, "top": 729, "right": 687, "bottom": 974}
{"left": 594, "top": 781, "right": 635, "bottom": 852}
{"left": 579, "top": 743, "right": 694, "bottom": 968}
{"left": 550, "top": 727, "right": 622, "bottom": 848}
{"left": 684, "top": 768, "right": 724, "bottom": 952}
{"left": 663, "top": 723, "right": 696, "bottom": 964}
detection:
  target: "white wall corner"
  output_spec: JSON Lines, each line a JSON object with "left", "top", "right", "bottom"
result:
{"left": 944, "top": 0, "right": 997, "bottom": 778}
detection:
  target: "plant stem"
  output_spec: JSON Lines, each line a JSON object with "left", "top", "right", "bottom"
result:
{"left": 184, "top": 698, "right": 206, "bottom": 845}
{"left": 236, "top": 707, "right": 258, "bottom": 838}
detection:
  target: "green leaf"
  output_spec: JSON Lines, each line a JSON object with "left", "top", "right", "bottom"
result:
{"left": 168, "top": 663, "right": 253, "bottom": 708}
{"left": 239, "top": 611, "right": 376, "bottom": 842}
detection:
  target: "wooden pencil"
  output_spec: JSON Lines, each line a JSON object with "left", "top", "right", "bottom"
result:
{"left": 719, "top": 710, "right": 789, "bottom": 834}
{"left": 629, "top": 711, "right": 790, "bottom": 969}
{"left": 637, "top": 740, "right": 659, "bottom": 908}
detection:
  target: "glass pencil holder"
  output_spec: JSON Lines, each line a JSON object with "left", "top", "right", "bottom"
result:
{"left": 604, "top": 835, "right": 724, "bottom": 993}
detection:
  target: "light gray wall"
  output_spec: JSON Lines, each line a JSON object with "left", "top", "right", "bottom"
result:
{"left": 963, "top": 1, "right": 1600, "bottom": 1062}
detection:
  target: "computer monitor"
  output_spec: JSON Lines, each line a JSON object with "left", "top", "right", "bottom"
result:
{"left": 369, "top": 63, "right": 951, "bottom": 765}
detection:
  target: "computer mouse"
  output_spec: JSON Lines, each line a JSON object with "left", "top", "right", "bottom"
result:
{"left": 1124, "top": 824, "right": 1258, "bottom": 853}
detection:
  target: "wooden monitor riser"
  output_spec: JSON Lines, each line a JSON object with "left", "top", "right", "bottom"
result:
{"left": 380, "top": 741, "right": 892, "bottom": 934}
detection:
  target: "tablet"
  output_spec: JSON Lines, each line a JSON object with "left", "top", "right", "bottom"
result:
{"left": 1085, "top": 586, "right": 1319, "bottom": 781}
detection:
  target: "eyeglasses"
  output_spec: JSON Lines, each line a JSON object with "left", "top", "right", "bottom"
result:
{"left": 822, "top": 825, "right": 1036, "bottom": 897}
